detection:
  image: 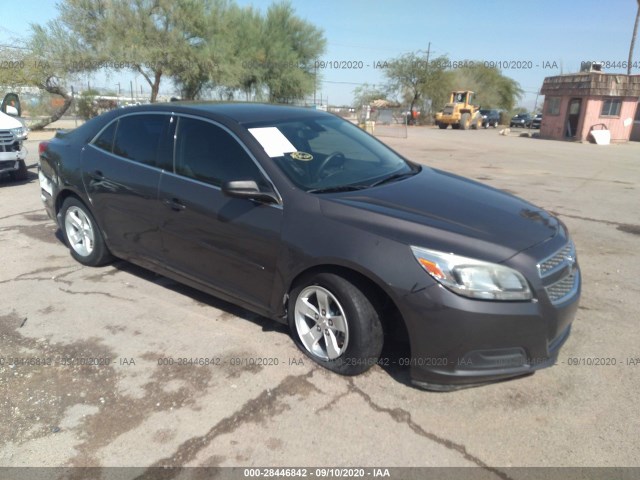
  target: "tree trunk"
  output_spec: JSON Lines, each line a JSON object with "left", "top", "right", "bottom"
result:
{"left": 29, "top": 79, "right": 73, "bottom": 131}
{"left": 150, "top": 71, "right": 163, "bottom": 103}
{"left": 629, "top": 0, "right": 640, "bottom": 75}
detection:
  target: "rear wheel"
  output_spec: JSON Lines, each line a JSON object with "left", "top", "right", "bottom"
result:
{"left": 60, "top": 197, "right": 113, "bottom": 266}
{"left": 438, "top": 123, "right": 448, "bottom": 129}
{"left": 289, "top": 273, "right": 383, "bottom": 375}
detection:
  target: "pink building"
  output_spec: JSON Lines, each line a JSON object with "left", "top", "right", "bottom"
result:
{"left": 539, "top": 72, "right": 640, "bottom": 143}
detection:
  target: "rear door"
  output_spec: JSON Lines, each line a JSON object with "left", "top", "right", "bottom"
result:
{"left": 82, "top": 113, "right": 174, "bottom": 261}
{"left": 157, "top": 116, "right": 283, "bottom": 310}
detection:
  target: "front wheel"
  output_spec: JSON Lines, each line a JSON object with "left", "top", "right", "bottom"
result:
{"left": 60, "top": 197, "right": 113, "bottom": 266}
{"left": 460, "top": 113, "right": 470, "bottom": 130}
{"left": 289, "top": 273, "right": 383, "bottom": 375}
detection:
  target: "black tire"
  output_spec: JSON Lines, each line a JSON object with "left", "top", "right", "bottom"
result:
{"left": 438, "top": 123, "right": 448, "bottom": 129}
{"left": 460, "top": 113, "right": 470, "bottom": 130}
{"left": 10, "top": 160, "right": 28, "bottom": 181}
{"left": 60, "top": 197, "right": 113, "bottom": 266}
{"left": 288, "top": 273, "right": 383, "bottom": 376}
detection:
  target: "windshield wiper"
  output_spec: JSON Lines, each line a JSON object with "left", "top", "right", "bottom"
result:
{"left": 306, "top": 184, "right": 368, "bottom": 194}
{"left": 368, "top": 170, "right": 418, "bottom": 188}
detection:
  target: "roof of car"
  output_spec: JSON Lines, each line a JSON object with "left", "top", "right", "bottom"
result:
{"left": 118, "top": 102, "right": 328, "bottom": 125}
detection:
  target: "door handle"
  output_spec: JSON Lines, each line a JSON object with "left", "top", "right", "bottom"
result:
{"left": 162, "top": 198, "right": 186, "bottom": 211}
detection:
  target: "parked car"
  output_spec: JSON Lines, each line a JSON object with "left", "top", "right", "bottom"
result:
{"left": 38, "top": 103, "right": 580, "bottom": 391}
{"left": 0, "top": 93, "right": 28, "bottom": 181}
{"left": 531, "top": 114, "right": 543, "bottom": 129}
{"left": 480, "top": 109, "right": 500, "bottom": 128}
{"left": 510, "top": 113, "right": 533, "bottom": 128}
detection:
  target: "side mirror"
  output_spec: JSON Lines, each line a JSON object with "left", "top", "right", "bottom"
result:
{"left": 222, "top": 180, "right": 279, "bottom": 204}
{"left": 2, "top": 93, "right": 21, "bottom": 117}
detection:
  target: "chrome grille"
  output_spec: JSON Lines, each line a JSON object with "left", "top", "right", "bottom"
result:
{"left": 545, "top": 270, "right": 579, "bottom": 305}
{"left": 537, "top": 241, "right": 575, "bottom": 278}
{"left": 0, "top": 130, "right": 16, "bottom": 146}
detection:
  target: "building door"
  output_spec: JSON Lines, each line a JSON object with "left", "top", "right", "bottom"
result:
{"left": 631, "top": 101, "right": 640, "bottom": 142}
{"left": 565, "top": 98, "right": 582, "bottom": 138}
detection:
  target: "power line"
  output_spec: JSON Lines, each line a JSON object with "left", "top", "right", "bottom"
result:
{"left": 0, "top": 43, "right": 30, "bottom": 50}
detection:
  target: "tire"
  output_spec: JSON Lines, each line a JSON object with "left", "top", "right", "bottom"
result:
{"left": 60, "top": 197, "right": 113, "bottom": 266}
{"left": 288, "top": 273, "right": 383, "bottom": 376}
{"left": 460, "top": 113, "right": 470, "bottom": 130}
{"left": 438, "top": 123, "right": 448, "bottom": 129}
{"left": 10, "top": 160, "right": 28, "bottom": 181}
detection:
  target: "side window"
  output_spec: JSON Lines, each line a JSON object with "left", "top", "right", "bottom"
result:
{"left": 93, "top": 120, "right": 117, "bottom": 152}
{"left": 112, "top": 114, "right": 169, "bottom": 166}
{"left": 175, "top": 117, "right": 263, "bottom": 187}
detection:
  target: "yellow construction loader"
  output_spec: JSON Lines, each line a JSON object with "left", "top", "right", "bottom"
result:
{"left": 435, "top": 91, "right": 483, "bottom": 130}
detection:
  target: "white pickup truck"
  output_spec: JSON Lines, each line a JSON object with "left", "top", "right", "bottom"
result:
{"left": 0, "top": 93, "right": 29, "bottom": 181}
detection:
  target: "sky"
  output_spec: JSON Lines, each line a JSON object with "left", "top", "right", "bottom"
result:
{"left": 1, "top": 0, "right": 639, "bottom": 109}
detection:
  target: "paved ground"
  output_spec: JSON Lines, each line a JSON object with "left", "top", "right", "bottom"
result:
{"left": 1, "top": 126, "right": 639, "bottom": 474}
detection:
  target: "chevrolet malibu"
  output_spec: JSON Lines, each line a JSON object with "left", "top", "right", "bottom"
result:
{"left": 38, "top": 103, "right": 580, "bottom": 390}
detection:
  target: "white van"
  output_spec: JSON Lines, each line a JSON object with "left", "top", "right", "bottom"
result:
{"left": 0, "top": 93, "right": 28, "bottom": 181}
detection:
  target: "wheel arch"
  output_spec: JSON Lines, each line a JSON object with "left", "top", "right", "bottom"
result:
{"left": 285, "top": 263, "right": 410, "bottom": 345}
{"left": 54, "top": 188, "right": 110, "bottom": 244}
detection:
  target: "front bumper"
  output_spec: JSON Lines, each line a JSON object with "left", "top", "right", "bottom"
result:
{"left": 0, "top": 145, "right": 27, "bottom": 174}
{"left": 0, "top": 158, "right": 25, "bottom": 175}
{"left": 401, "top": 241, "right": 580, "bottom": 391}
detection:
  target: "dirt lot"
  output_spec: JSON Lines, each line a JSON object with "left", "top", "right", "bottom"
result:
{"left": 1, "top": 126, "right": 639, "bottom": 476}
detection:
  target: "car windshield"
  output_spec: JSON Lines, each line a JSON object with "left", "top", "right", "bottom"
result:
{"left": 246, "top": 115, "right": 418, "bottom": 193}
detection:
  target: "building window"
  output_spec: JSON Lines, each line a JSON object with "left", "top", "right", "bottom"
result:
{"left": 601, "top": 98, "right": 622, "bottom": 117}
{"left": 546, "top": 97, "right": 561, "bottom": 116}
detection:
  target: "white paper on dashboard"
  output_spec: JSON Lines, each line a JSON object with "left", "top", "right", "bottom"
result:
{"left": 248, "top": 127, "right": 297, "bottom": 158}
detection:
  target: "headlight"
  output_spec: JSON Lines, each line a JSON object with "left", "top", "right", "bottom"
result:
{"left": 10, "top": 126, "right": 27, "bottom": 140}
{"left": 411, "top": 246, "right": 533, "bottom": 301}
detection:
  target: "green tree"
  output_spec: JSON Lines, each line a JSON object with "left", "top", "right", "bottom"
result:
{"left": 171, "top": 0, "right": 236, "bottom": 100}
{"left": 450, "top": 63, "right": 523, "bottom": 111}
{"left": 226, "top": 5, "right": 266, "bottom": 101}
{"left": 0, "top": 17, "right": 94, "bottom": 130}
{"left": 352, "top": 83, "right": 388, "bottom": 108}
{"left": 384, "top": 52, "right": 452, "bottom": 116}
{"left": 56, "top": 0, "right": 210, "bottom": 102}
{"left": 261, "top": 2, "right": 326, "bottom": 103}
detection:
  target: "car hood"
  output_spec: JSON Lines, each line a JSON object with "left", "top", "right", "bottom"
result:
{"left": 0, "top": 111, "right": 24, "bottom": 129}
{"left": 320, "top": 168, "right": 558, "bottom": 263}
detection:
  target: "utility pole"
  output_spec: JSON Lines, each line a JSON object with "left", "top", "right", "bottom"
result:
{"left": 628, "top": 0, "right": 640, "bottom": 75}
{"left": 313, "top": 61, "right": 317, "bottom": 105}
